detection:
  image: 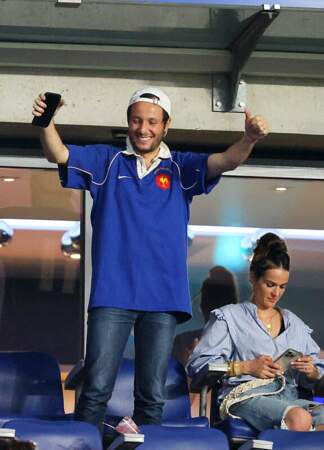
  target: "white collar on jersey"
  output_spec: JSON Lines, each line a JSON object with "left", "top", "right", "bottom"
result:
{"left": 122, "top": 137, "right": 171, "bottom": 160}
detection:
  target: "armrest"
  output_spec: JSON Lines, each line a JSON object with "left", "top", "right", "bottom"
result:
{"left": 314, "top": 374, "right": 324, "bottom": 397}
{"left": 64, "top": 359, "right": 85, "bottom": 390}
{"left": 190, "top": 362, "right": 228, "bottom": 393}
{"left": 189, "top": 362, "right": 228, "bottom": 417}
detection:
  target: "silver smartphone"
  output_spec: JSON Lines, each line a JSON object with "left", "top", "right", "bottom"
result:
{"left": 274, "top": 348, "right": 303, "bottom": 372}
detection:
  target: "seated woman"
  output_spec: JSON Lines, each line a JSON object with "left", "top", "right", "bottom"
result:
{"left": 187, "top": 233, "right": 324, "bottom": 432}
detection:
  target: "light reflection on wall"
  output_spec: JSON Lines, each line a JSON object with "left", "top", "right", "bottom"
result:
{"left": 213, "top": 235, "right": 246, "bottom": 271}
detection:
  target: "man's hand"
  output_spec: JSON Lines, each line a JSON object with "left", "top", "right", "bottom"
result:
{"left": 32, "top": 93, "right": 69, "bottom": 164}
{"left": 244, "top": 110, "right": 269, "bottom": 145}
{"left": 207, "top": 109, "right": 269, "bottom": 177}
{"left": 32, "top": 93, "right": 64, "bottom": 121}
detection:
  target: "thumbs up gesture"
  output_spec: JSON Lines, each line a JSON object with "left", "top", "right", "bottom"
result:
{"left": 244, "top": 110, "right": 269, "bottom": 144}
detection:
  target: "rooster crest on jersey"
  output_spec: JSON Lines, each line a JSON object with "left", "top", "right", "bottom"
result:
{"left": 155, "top": 173, "right": 171, "bottom": 190}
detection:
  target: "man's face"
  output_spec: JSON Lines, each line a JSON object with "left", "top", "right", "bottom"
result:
{"left": 128, "top": 102, "right": 170, "bottom": 155}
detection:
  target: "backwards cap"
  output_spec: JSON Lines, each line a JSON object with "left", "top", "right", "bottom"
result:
{"left": 128, "top": 86, "right": 171, "bottom": 117}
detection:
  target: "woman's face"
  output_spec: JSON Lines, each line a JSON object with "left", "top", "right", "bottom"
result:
{"left": 251, "top": 267, "right": 289, "bottom": 310}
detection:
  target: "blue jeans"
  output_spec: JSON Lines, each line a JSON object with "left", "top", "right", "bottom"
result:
{"left": 230, "top": 378, "right": 324, "bottom": 431}
{"left": 75, "top": 307, "right": 177, "bottom": 432}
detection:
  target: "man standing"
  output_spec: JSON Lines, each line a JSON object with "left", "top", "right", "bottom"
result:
{"left": 32, "top": 87, "right": 268, "bottom": 433}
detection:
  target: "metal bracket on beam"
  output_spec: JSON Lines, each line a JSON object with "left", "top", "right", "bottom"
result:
{"left": 213, "top": 76, "right": 247, "bottom": 113}
{"left": 213, "top": 4, "right": 280, "bottom": 112}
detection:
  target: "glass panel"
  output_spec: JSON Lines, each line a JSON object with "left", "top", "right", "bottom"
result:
{"left": 186, "top": 176, "right": 324, "bottom": 353}
{"left": 110, "top": 0, "right": 324, "bottom": 7}
{"left": 110, "top": 1, "right": 323, "bottom": 6}
{"left": 0, "top": 167, "right": 83, "bottom": 366}
{"left": 1, "top": 1, "right": 324, "bottom": 52}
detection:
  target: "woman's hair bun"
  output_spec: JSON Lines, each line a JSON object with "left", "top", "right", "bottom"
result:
{"left": 255, "top": 232, "right": 287, "bottom": 257}
{"left": 250, "top": 232, "right": 289, "bottom": 278}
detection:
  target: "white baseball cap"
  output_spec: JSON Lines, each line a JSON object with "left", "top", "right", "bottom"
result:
{"left": 128, "top": 86, "right": 171, "bottom": 117}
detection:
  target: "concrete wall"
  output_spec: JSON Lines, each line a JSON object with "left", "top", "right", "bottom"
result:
{"left": 1, "top": 69, "right": 324, "bottom": 138}
{"left": 1, "top": 0, "right": 324, "bottom": 151}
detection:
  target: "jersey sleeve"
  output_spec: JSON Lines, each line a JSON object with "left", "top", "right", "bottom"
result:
{"left": 173, "top": 152, "right": 220, "bottom": 202}
{"left": 58, "top": 144, "right": 113, "bottom": 191}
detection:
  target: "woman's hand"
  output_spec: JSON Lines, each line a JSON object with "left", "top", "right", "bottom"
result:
{"left": 291, "top": 355, "right": 320, "bottom": 379}
{"left": 243, "top": 355, "right": 282, "bottom": 379}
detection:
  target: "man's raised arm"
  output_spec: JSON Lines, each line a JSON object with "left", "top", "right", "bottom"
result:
{"left": 32, "top": 94, "right": 69, "bottom": 164}
{"left": 207, "top": 110, "right": 269, "bottom": 179}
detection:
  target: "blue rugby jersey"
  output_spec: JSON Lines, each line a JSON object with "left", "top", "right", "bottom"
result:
{"left": 59, "top": 144, "right": 220, "bottom": 322}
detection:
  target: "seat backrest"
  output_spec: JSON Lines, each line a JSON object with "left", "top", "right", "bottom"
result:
{"left": 0, "top": 351, "right": 65, "bottom": 416}
{"left": 106, "top": 357, "right": 191, "bottom": 421}
{"left": 259, "top": 429, "right": 324, "bottom": 449}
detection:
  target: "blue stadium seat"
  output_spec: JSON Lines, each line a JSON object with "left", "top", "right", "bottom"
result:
{"left": 258, "top": 429, "right": 324, "bottom": 449}
{"left": 139, "top": 424, "right": 229, "bottom": 449}
{"left": 0, "top": 351, "right": 65, "bottom": 422}
{"left": 0, "top": 351, "right": 102, "bottom": 449}
{"left": 66, "top": 357, "right": 230, "bottom": 449}
{"left": 3, "top": 419, "right": 102, "bottom": 450}
{"left": 106, "top": 358, "right": 209, "bottom": 427}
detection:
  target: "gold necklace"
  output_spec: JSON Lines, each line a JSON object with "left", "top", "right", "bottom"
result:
{"left": 259, "top": 309, "right": 277, "bottom": 331}
{"left": 265, "top": 321, "right": 272, "bottom": 331}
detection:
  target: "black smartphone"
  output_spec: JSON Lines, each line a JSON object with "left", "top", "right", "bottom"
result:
{"left": 274, "top": 348, "right": 303, "bottom": 372}
{"left": 32, "top": 92, "right": 61, "bottom": 128}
